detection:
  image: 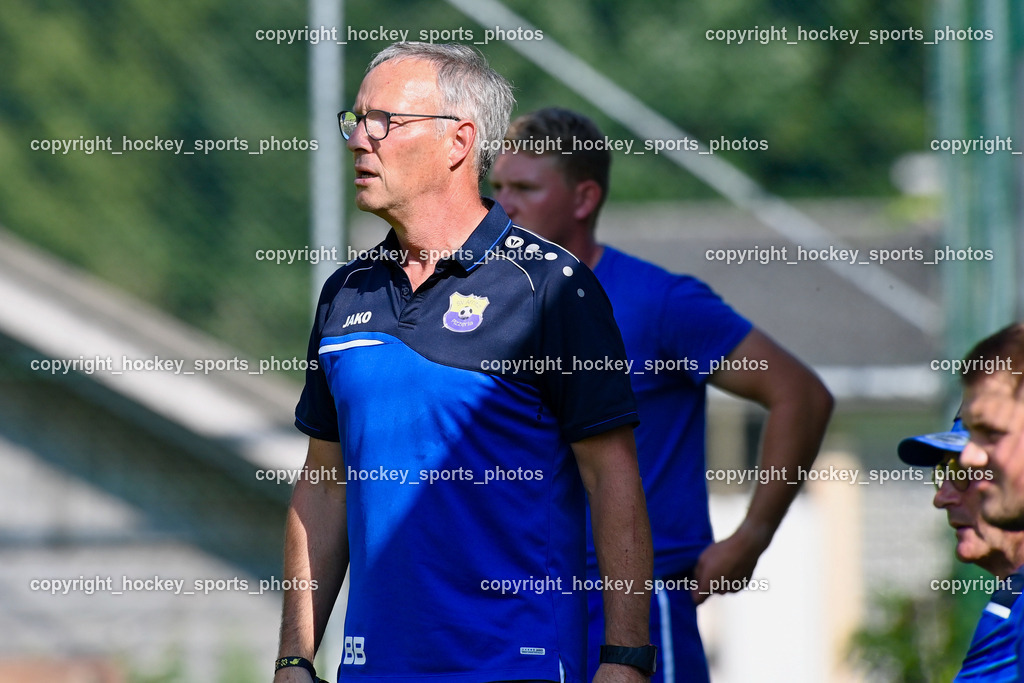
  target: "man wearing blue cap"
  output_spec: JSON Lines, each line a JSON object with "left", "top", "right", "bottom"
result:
{"left": 899, "top": 418, "right": 1024, "bottom": 680}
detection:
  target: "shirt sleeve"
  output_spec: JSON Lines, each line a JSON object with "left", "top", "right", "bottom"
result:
{"left": 294, "top": 287, "right": 341, "bottom": 442}
{"left": 658, "top": 275, "right": 752, "bottom": 384}
{"left": 536, "top": 260, "right": 638, "bottom": 443}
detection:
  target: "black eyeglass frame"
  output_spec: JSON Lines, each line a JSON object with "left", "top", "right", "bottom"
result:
{"left": 338, "top": 109, "right": 460, "bottom": 140}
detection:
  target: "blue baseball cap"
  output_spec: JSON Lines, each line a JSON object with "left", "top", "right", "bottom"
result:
{"left": 898, "top": 415, "right": 968, "bottom": 467}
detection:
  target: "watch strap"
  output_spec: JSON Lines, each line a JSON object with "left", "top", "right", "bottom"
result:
{"left": 599, "top": 644, "right": 658, "bottom": 676}
{"left": 275, "top": 656, "right": 327, "bottom": 682}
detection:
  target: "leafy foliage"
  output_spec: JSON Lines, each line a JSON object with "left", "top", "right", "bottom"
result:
{"left": 0, "top": 0, "right": 927, "bottom": 357}
{"left": 849, "top": 563, "right": 994, "bottom": 682}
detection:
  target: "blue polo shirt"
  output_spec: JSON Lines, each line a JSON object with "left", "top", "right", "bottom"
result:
{"left": 588, "top": 246, "right": 752, "bottom": 576}
{"left": 956, "top": 570, "right": 1024, "bottom": 681}
{"left": 295, "top": 200, "right": 638, "bottom": 683}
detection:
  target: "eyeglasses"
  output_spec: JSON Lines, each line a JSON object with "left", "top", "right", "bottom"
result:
{"left": 933, "top": 454, "right": 972, "bottom": 492}
{"left": 338, "top": 109, "right": 460, "bottom": 141}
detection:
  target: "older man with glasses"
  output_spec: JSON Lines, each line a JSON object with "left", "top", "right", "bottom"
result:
{"left": 274, "top": 43, "right": 654, "bottom": 683}
{"left": 899, "top": 415, "right": 1024, "bottom": 680}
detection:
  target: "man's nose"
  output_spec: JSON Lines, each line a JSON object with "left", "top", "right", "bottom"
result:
{"left": 346, "top": 120, "right": 372, "bottom": 152}
{"left": 932, "top": 478, "right": 958, "bottom": 509}
{"left": 959, "top": 441, "right": 987, "bottom": 468}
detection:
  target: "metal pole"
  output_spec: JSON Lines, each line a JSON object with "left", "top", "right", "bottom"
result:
{"left": 980, "top": 0, "right": 1015, "bottom": 330}
{"left": 309, "top": 0, "right": 345, "bottom": 312}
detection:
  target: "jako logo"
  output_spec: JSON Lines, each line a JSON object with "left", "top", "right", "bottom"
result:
{"left": 343, "top": 311, "right": 372, "bottom": 328}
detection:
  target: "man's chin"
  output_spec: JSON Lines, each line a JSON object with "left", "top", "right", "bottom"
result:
{"left": 981, "top": 496, "right": 1024, "bottom": 531}
{"left": 955, "top": 548, "right": 979, "bottom": 564}
{"left": 353, "top": 194, "right": 391, "bottom": 218}
{"left": 353, "top": 192, "right": 376, "bottom": 212}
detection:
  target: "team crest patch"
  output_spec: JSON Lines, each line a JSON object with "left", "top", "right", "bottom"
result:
{"left": 443, "top": 292, "right": 490, "bottom": 333}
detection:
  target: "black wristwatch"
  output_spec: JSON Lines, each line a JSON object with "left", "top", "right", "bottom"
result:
{"left": 275, "top": 656, "right": 328, "bottom": 682}
{"left": 599, "top": 644, "right": 658, "bottom": 676}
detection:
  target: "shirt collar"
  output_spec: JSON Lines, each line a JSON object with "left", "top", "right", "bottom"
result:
{"left": 454, "top": 198, "right": 512, "bottom": 272}
{"left": 376, "top": 198, "right": 513, "bottom": 273}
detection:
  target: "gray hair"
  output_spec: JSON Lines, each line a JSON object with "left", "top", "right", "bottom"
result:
{"left": 368, "top": 42, "right": 515, "bottom": 181}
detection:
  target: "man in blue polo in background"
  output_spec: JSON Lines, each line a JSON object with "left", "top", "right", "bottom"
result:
{"left": 491, "top": 107, "right": 833, "bottom": 682}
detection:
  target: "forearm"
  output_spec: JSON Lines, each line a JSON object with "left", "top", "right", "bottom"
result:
{"left": 591, "top": 474, "right": 653, "bottom": 646}
{"left": 277, "top": 442, "right": 348, "bottom": 662}
{"left": 741, "top": 374, "right": 833, "bottom": 546}
{"left": 574, "top": 426, "right": 653, "bottom": 647}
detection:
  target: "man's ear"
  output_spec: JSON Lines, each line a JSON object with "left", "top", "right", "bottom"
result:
{"left": 573, "top": 179, "right": 603, "bottom": 223}
{"left": 448, "top": 120, "right": 477, "bottom": 170}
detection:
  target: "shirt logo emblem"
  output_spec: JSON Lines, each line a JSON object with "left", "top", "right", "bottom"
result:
{"left": 343, "top": 311, "right": 373, "bottom": 328}
{"left": 443, "top": 292, "right": 490, "bottom": 333}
